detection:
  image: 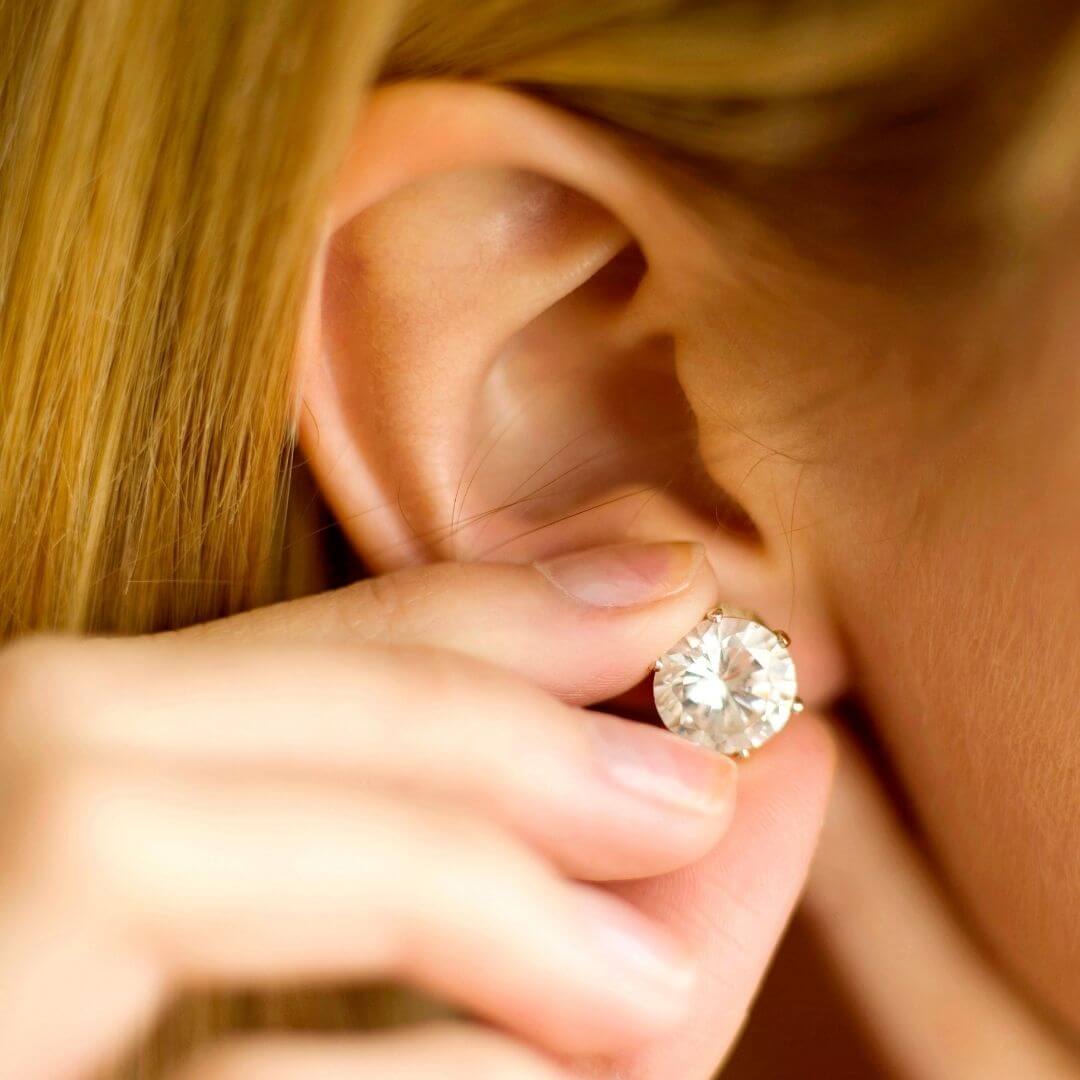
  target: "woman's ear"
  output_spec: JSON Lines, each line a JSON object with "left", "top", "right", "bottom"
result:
{"left": 297, "top": 80, "right": 846, "bottom": 702}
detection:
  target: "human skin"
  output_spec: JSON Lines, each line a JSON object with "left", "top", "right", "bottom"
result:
{"left": 607, "top": 165, "right": 1080, "bottom": 1078}
{"left": 0, "top": 546, "right": 843, "bottom": 1079}
{"left": 681, "top": 195, "right": 1080, "bottom": 1037}
{"left": 300, "top": 80, "right": 1079, "bottom": 1074}
{"left": 5, "top": 74, "right": 1070, "bottom": 1080}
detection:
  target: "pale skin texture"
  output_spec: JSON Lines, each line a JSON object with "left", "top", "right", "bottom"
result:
{"left": 0, "top": 548, "right": 834, "bottom": 1079}
{"left": 302, "top": 82, "right": 1080, "bottom": 1075}
{"left": 2, "top": 78, "right": 1077, "bottom": 1079}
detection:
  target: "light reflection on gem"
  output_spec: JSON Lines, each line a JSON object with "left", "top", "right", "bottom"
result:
{"left": 653, "top": 614, "right": 797, "bottom": 755}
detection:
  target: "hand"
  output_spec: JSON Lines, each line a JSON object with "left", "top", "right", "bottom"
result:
{"left": 0, "top": 542, "right": 833, "bottom": 1079}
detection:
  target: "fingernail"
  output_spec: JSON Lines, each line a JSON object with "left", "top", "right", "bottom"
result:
{"left": 588, "top": 711, "right": 737, "bottom": 814}
{"left": 535, "top": 541, "right": 704, "bottom": 608}
{"left": 574, "top": 884, "right": 695, "bottom": 1001}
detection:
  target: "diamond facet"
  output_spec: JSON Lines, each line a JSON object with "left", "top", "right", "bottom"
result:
{"left": 653, "top": 614, "right": 798, "bottom": 755}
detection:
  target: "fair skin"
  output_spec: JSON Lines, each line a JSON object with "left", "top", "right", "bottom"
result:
{"left": 0, "top": 80, "right": 1076, "bottom": 1078}
{"left": 0, "top": 552, "right": 834, "bottom": 1079}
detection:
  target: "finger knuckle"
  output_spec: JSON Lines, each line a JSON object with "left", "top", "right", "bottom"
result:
{"left": 347, "top": 566, "right": 440, "bottom": 639}
{"left": 409, "top": 799, "right": 511, "bottom": 866}
{"left": 425, "top": 1024, "right": 569, "bottom": 1080}
{"left": 384, "top": 641, "right": 516, "bottom": 716}
{"left": 0, "top": 636, "right": 100, "bottom": 755}
{"left": 0, "top": 637, "right": 63, "bottom": 737}
{"left": 472, "top": 1048, "right": 568, "bottom": 1080}
{"left": 12, "top": 764, "right": 132, "bottom": 893}
{"left": 172, "top": 1030, "right": 569, "bottom": 1080}
{"left": 390, "top": 638, "right": 551, "bottom": 717}
{"left": 335, "top": 561, "right": 486, "bottom": 641}
{"left": 0, "top": 769, "right": 126, "bottom": 930}
{"left": 169, "top": 1040, "right": 277, "bottom": 1080}
{"left": 0, "top": 641, "right": 146, "bottom": 897}
{"left": 406, "top": 800, "right": 554, "bottom": 903}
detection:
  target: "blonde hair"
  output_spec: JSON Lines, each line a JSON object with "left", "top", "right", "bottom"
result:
{"left": 1, "top": 0, "right": 1078, "bottom": 1073}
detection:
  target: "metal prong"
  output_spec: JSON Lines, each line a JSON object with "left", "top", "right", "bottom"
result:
{"left": 773, "top": 629, "right": 791, "bottom": 648}
{"left": 792, "top": 697, "right": 805, "bottom": 713}
{"left": 707, "top": 605, "right": 724, "bottom": 621}
{"left": 734, "top": 749, "right": 751, "bottom": 761}
{"left": 653, "top": 658, "right": 663, "bottom": 671}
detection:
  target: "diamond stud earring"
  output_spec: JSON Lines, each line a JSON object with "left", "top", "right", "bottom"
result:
{"left": 653, "top": 606, "right": 803, "bottom": 759}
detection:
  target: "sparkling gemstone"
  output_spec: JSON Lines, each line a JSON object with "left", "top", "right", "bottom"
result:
{"left": 653, "top": 614, "right": 798, "bottom": 755}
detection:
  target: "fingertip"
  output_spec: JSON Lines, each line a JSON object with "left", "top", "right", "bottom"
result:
{"left": 742, "top": 709, "right": 836, "bottom": 800}
{"left": 716, "top": 713, "right": 837, "bottom": 897}
{"left": 588, "top": 712, "right": 738, "bottom": 818}
{"left": 534, "top": 541, "right": 706, "bottom": 609}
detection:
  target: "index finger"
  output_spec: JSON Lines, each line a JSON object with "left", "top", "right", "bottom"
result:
{"left": 178, "top": 544, "right": 837, "bottom": 709}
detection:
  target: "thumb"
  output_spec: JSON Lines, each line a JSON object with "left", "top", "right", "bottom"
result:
{"left": 577, "top": 712, "right": 835, "bottom": 1080}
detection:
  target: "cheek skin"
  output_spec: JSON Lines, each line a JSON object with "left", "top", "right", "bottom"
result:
{"left": 679, "top": 225, "right": 1080, "bottom": 1033}
{"left": 783, "top": 267, "right": 1080, "bottom": 1035}
{"left": 684, "top": 281, "right": 1080, "bottom": 1038}
{"left": 821, "top": 253, "right": 1080, "bottom": 1036}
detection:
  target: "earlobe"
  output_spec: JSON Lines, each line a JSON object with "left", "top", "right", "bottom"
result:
{"left": 297, "top": 80, "right": 848, "bottom": 707}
